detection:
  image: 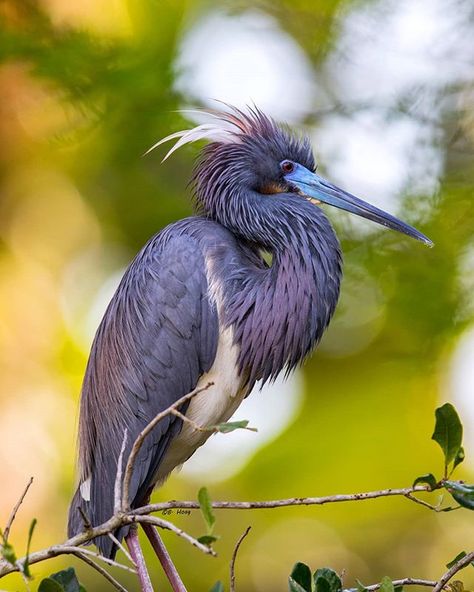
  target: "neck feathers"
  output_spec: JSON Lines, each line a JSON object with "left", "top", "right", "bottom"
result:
{"left": 224, "top": 205, "right": 342, "bottom": 386}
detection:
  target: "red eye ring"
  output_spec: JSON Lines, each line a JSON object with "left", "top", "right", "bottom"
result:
{"left": 281, "top": 160, "right": 294, "bottom": 173}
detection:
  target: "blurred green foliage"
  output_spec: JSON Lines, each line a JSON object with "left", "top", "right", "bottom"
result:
{"left": 0, "top": 0, "right": 473, "bottom": 590}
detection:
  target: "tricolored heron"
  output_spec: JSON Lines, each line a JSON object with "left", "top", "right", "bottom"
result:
{"left": 68, "top": 106, "right": 432, "bottom": 591}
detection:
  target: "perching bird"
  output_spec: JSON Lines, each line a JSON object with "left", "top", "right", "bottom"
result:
{"left": 68, "top": 105, "right": 431, "bottom": 591}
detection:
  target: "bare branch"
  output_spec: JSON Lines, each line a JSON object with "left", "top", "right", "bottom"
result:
{"left": 358, "top": 557, "right": 474, "bottom": 592}
{"left": 127, "top": 515, "right": 217, "bottom": 557}
{"left": 121, "top": 382, "right": 213, "bottom": 511}
{"left": 78, "top": 507, "right": 92, "bottom": 531}
{"left": 432, "top": 551, "right": 474, "bottom": 592}
{"left": 135, "top": 485, "right": 433, "bottom": 515}
{"left": 3, "top": 477, "right": 34, "bottom": 542}
{"left": 170, "top": 408, "right": 209, "bottom": 433}
{"left": 73, "top": 550, "right": 130, "bottom": 592}
{"left": 0, "top": 482, "right": 439, "bottom": 582}
{"left": 404, "top": 493, "right": 442, "bottom": 511}
{"left": 361, "top": 578, "right": 438, "bottom": 591}
{"left": 230, "top": 526, "right": 251, "bottom": 592}
{"left": 60, "top": 546, "right": 136, "bottom": 574}
{"left": 108, "top": 533, "right": 134, "bottom": 565}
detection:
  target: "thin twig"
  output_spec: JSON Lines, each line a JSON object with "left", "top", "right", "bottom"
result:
{"left": 404, "top": 493, "right": 441, "bottom": 511}
{"left": 135, "top": 485, "right": 433, "bottom": 515}
{"left": 3, "top": 477, "right": 34, "bottom": 542}
{"left": 358, "top": 578, "right": 438, "bottom": 591}
{"left": 230, "top": 526, "right": 251, "bottom": 592}
{"left": 78, "top": 507, "right": 92, "bottom": 531}
{"left": 60, "top": 546, "right": 136, "bottom": 574}
{"left": 171, "top": 408, "right": 210, "bottom": 432}
{"left": 121, "top": 382, "right": 213, "bottom": 511}
{"left": 108, "top": 533, "right": 135, "bottom": 565}
{"left": 127, "top": 515, "right": 217, "bottom": 557}
{"left": 432, "top": 551, "right": 474, "bottom": 592}
{"left": 73, "top": 550, "right": 130, "bottom": 592}
{"left": 114, "top": 430, "right": 128, "bottom": 514}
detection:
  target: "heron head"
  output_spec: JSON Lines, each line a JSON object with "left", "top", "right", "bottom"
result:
{"left": 147, "top": 105, "right": 432, "bottom": 247}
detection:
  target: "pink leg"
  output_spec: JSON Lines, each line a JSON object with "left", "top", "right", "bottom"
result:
{"left": 125, "top": 526, "right": 154, "bottom": 592}
{"left": 142, "top": 523, "right": 187, "bottom": 592}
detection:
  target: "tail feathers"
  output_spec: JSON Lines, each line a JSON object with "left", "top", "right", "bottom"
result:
{"left": 67, "top": 486, "right": 129, "bottom": 559}
{"left": 67, "top": 419, "right": 175, "bottom": 559}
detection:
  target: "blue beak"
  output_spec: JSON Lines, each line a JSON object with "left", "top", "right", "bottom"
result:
{"left": 284, "top": 163, "right": 433, "bottom": 247}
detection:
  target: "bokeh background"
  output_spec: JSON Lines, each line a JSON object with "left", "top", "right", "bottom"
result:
{"left": 1, "top": 0, "right": 473, "bottom": 590}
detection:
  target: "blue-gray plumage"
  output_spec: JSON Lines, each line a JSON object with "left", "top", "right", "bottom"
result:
{"left": 68, "top": 106, "right": 431, "bottom": 587}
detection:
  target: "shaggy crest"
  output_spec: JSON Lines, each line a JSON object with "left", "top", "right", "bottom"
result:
{"left": 144, "top": 105, "right": 282, "bottom": 162}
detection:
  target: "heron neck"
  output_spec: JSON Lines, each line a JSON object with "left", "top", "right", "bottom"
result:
{"left": 222, "top": 193, "right": 342, "bottom": 386}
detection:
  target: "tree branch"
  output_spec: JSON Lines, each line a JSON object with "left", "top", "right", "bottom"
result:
{"left": 230, "top": 526, "right": 251, "bottom": 592}
{"left": 125, "top": 515, "right": 216, "bottom": 557}
{"left": 72, "top": 550, "right": 130, "bottom": 592}
{"left": 135, "top": 486, "right": 433, "bottom": 515}
{"left": 0, "top": 483, "right": 450, "bottom": 581}
{"left": 121, "top": 381, "right": 214, "bottom": 511}
{"left": 0, "top": 389, "right": 469, "bottom": 592}
{"left": 360, "top": 578, "right": 438, "bottom": 591}
{"left": 3, "top": 477, "right": 34, "bottom": 542}
{"left": 432, "top": 551, "right": 474, "bottom": 592}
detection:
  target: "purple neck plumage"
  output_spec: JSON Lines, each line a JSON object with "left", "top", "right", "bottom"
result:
{"left": 225, "top": 193, "right": 342, "bottom": 385}
{"left": 195, "top": 161, "right": 343, "bottom": 385}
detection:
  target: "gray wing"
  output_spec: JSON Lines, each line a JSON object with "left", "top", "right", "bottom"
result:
{"left": 68, "top": 228, "right": 218, "bottom": 557}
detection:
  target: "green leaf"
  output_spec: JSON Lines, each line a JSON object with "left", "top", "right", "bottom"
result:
{"left": 289, "top": 578, "right": 311, "bottom": 592}
{"left": 444, "top": 481, "right": 474, "bottom": 494}
{"left": 289, "top": 563, "right": 312, "bottom": 592}
{"left": 450, "top": 491, "right": 474, "bottom": 510}
{"left": 314, "top": 568, "right": 342, "bottom": 592}
{"left": 446, "top": 551, "right": 467, "bottom": 569}
{"left": 356, "top": 580, "right": 369, "bottom": 592}
{"left": 209, "top": 581, "right": 225, "bottom": 592}
{"left": 213, "top": 420, "right": 257, "bottom": 433}
{"left": 413, "top": 473, "right": 438, "bottom": 490}
{"left": 198, "top": 487, "right": 215, "bottom": 533}
{"left": 379, "top": 576, "right": 394, "bottom": 592}
{"left": 453, "top": 447, "right": 465, "bottom": 471}
{"left": 1, "top": 539, "right": 17, "bottom": 565}
{"left": 39, "top": 568, "right": 84, "bottom": 592}
{"left": 432, "top": 404, "right": 463, "bottom": 473}
{"left": 39, "top": 578, "right": 65, "bottom": 592}
{"left": 23, "top": 517, "right": 37, "bottom": 578}
{"left": 197, "top": 534, "right": 219, "bottom": 545}
{"left": 444, "top": 481, "right": 474, "bottom": 510}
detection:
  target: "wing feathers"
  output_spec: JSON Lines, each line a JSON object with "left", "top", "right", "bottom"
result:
{"left": 68, "top": 228, "right": 218, "bottom": 558}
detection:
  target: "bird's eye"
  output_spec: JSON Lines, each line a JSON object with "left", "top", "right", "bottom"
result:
{"left": 281, "top": 160, "right": 294, "bottom": 173}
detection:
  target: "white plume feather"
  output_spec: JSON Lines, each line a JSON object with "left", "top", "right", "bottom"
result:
{"left": 144, "top": 111, "right": 246, "bottom": 162}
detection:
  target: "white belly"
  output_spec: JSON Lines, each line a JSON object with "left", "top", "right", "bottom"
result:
{"left": 154, "top": 324, "right": 247, "bottom": 483}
